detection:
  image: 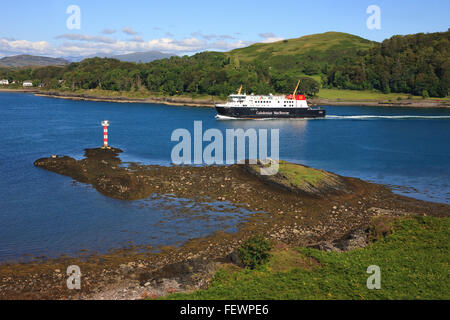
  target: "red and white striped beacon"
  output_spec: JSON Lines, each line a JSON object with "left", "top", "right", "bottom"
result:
{"left": 101, "top": 120, "right": 110, "bottom": 149}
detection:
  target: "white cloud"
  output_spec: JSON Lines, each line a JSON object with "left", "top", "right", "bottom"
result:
{"left": 179, "top": 37, "right": 205, "bottom": 46}
{"left": 55, "top": 34, "right": 116, "bottom": 44}
{"left": 218, "top": 35, "right": 235, "bottom": 40}
{"left": 259, "top": 32, "right": 284, "bottom": 43}
{"left": 261, "top": 37, "right": 284, "bottom": 43}
{"left": 102, "top": 28, "right": 116, "bottom": 35}
{"left": 122, "top": 27, "right": 138, "bottom": 35}
{"left": 190, "top": 31, "right": 236, "bottom": 41}
{"left": 208, "top": 40, "right": 252, "bottom": 51}
{"left": 0, "top": 38, "right": 51, "bottom": 56}
{"left": 259, "top": 32, "right": 275, "bottom": 38}
{"left": 0, "top": 33, "right": 255, "bottom": 58}
{"left": 202, "top": 34, "right": 217, "bottom": 40}
{"left": 130, "top": 36, "right": 144, "bottom": 42}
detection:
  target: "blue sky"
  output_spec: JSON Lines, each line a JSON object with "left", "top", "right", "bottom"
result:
{"left": 0, "top": 0, "right": 449, "bottom": 58}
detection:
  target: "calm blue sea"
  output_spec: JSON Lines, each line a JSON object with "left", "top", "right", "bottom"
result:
{"left": 0, "top": 92, "right": 449, "bottom": 262}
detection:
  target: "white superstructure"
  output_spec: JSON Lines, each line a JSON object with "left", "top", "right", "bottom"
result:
{"left": 221, "top": 93, "right": 309, "bottom": 109}
{"left": 214, "top": 81, "right": 325, "bottom": 119}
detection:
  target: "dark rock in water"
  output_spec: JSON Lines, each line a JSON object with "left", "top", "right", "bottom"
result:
{"left": 84, "top": 147, "right": 123, "bottom": 159}
{"left": 34, "top": 148, "right": 360, "bottom": 202}
{"left": 34, "top": 156, "right": 89, "bottom": 183}
{"left": 34, "top": 147, "right": 145, "bottom": 200}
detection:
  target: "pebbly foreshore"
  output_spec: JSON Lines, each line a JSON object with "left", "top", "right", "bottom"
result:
{"left": 1, "top": 88, "right": 449, "bottom": 108}
{"left": 34, "top": 90, "right": 218, "bottom": 107}
{"left": 0, "top": 148, "right": 448, "bottom": 300}
{"left": 36, "top": 91, "right": 450, "bottom": 108}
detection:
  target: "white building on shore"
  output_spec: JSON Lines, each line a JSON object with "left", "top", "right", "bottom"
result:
{"left": 0, "top": 79, "right": 9, "bottom": 85}
{"left": 23, "top": 81, "right": 33, "bottom": 87}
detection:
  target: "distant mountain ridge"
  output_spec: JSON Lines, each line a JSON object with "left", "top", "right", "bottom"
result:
{"left": 110, "top": 51, "right": 175, "bottom": 63}
{"left": 66, "top": 51, "right": 176, "bottom": 63}
{"left": 0, "top": 51, "right": 175, "bottom": 65}
{"left": 0, "top": 55, "right": 69, "bottom": 67}
{"left": 1, "top": 31, "right": 447, "bottom": 98}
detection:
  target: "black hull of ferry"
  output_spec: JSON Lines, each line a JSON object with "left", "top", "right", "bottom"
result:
{"left": 215, "top": 106, "right": 326, "bottom": 119}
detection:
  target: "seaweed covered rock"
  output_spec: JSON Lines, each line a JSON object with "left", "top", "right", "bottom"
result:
{"left": 244, "top": 160, "right": 352, "bottom": 197}
{"left": 34, "top": 147, "right": 148, "bottom": 200}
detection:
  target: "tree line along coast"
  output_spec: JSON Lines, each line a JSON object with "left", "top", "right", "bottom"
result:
{"left": 0, "top": 30, "right": 448, "bottom": 102}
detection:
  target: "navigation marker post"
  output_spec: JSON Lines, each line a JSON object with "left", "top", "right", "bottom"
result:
{"left": 101, "top": 120, "right": 110, "bottom": 149}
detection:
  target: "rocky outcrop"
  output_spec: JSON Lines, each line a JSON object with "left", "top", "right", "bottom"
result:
{"left": 307, "top": 228, "right": 369, "bottom": 252}
{"left": 34, "top": 150, "right": 359, "bottom": 201}
{"left": 35, "top": 91, "right": 220, "bottom": 107}
{"left": 34, "top": 148, "right": 151, "bottom": 200}
{"left": 244, "top": 160, "right": 352, "bottom": 197}
{"left": 18, "top": 148, "right": 448, "bottom": 300}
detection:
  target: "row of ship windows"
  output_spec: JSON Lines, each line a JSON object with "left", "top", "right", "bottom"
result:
{"left": 242, "top": 105, "right": 294, "bottom": 107}
{"left": 242, "top": 105, "right": 292, "bottom": 107}
{"left": 236, "top": 101, "right": 297, "bottom": 105}
{"left": 253, "top": 101, "right": 294, "bottom": 104}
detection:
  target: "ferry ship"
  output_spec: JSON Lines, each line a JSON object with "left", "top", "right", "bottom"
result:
{"left": 215, "top": 81, "right": 325, "bottom": 119}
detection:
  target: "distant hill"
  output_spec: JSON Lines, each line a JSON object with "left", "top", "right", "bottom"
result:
{"left": 227, "top": 31, "right": 376, "bottom": 75}
{"left": 110, "top": 51, "right": 175, "bottom": 63}
{"left": 322, "top": 30, "right": 449, "bottom": 96}
{"left": 229, "top": 32, "right": 375, "bottom": 59}
{"left": 0, "top": 55, "right": 69, "bottom": 67}
{"left": 1, "top": 31, "right": 446, "bottom": 98}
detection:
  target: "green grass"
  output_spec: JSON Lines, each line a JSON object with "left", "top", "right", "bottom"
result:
{"left": 42, "top": 88, "right": 217, "bottom": 101}
{"left": 226, "top": 32, "right": 376, "bottom": 81}
{"left": 278, "top": 161, "right": 327, "bottom": 187}
{"left": 228, "top": 32, "right": 375, "bottom": 63}
{"left": 36, "top": 87, "right": 449, "bottom": 103}
{"left": 166, "top": 216, "right": 450, "bottom": 300}
{"left": 318, "top": 88, "right": 450, "bottom": 101}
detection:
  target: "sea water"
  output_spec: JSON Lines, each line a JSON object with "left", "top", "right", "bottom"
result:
{"left": 0, "top": 92, "right": 449, "bottom": 261}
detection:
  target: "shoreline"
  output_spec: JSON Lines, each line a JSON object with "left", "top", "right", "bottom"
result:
{"left": 1, "top": 148, "right": 448, "bottom": 300}
{"left": 37, "top": 90, "right": 217, "bottom": 108}
{"left": 1, "top": 88, "right": 449, "bottom": 108}
{"left": 310, "top": 98, "right": 450, "bottom": 108}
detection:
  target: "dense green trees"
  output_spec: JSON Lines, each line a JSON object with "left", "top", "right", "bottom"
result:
{"left": 0, "top": 51, "right": 320, "bottom": 97}
{"left": 323, "top": 30, "right": 449, "bottom": 97}
{"left": 0, "top": 31, "right": 447, "bottom": 98}
{"left": 270, "top": 74, "right": 319, "bottom": 97}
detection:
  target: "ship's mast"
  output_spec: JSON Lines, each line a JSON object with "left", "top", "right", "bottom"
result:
{"left": 293, "top": 80, "right": 300, "bottom": 96}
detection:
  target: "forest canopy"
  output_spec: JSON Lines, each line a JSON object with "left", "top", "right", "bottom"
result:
{"left": 0, "top": 30, "right": 448, "bottom": 98}
{"left": 323, "top": 30, "right": 449, "bottom": 97}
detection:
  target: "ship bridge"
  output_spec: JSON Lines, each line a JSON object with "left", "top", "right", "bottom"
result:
{"left": 229, "top": 94, "right": 246, "bottom": 102}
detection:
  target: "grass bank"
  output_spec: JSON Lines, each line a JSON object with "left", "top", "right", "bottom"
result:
{"left": 166, "top": 216, "right": 450, "bottom": 300}
{"left": 39, "top": 88, "right": 217, "bottom": 101}
{"left": 318, "top": 88, "right": 450, "bottom": 102}
{"left": 2, "top": 86, "right": 448, "bottom": 107}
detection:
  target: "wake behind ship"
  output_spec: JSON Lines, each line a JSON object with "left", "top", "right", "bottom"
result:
{"left": 215, "top": 81, "right": 325, "bottom": 119}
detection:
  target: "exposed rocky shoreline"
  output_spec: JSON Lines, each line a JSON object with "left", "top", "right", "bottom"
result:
{"left": 0, "top": 148, "right": 448, "bottom": 300}
{"left": 310, "top": 98, "right": 450, "bottom": 108}
{"left": 35, "top": 91, "right": 217, "bottom": 107}
{"left": 37, "top": 91, "right": 450, "bottom": 108}
{"left": 1, "top": 88, "right": 448, "bottom": 108}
